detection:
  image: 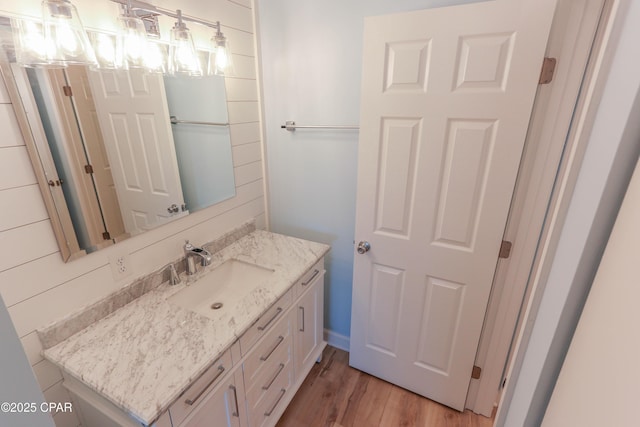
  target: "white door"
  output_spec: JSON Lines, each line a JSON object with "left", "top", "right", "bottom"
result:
{"left": 88, "top": 68, "right": 186, "bottom": 235}
{"left": 349, "top": 0, "right": 557, "bottom": 411}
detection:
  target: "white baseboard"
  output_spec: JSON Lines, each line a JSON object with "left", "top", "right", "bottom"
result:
{"left": 324, "top": 329, "right": 350, "bottom": 352}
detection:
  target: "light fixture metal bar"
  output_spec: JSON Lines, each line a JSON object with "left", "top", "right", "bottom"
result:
{"left": 170, "top": 116, "right": 229, "bottom": 127}
{"left": 109, "top": 0, "right": 220, "bottom": 31}
{"left": 281, "top": 121, "right": 359, "bottom": 131}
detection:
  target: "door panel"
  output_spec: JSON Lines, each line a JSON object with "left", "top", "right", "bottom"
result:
{"left": 375, "top": 119, "right": 420, "bottom": 237}
{"left": 416, "top": 276, "right": 465, "bottom": 374}
{"left": 367, "top": 264, "right": 404, "bottom": 356}
{"left": 434, "top": 119, "right": 496, "bottom": 249}
{"left": 350, "top": 0, "right": 557, "bottom": 410}
{"left": 454, "top": 33, "right": 514, "bottom": 91}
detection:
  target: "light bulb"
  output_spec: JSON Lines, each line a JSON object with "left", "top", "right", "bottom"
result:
{"left": 90, "top": 32, "right": 126, "bottom": 70}
{"left": 118, "top": 14, "right": 148, "bottom": 68}
{"left": 208, "top": 26, "right": 235, "bottom": 76}
{"left": 56, "top": 23, "right": 79, "bottom": 54}
{"left": 41, "top": 0, "right": 97, "bottom": 66}
{"left": 168, "top": 16, "right": 202, "bottom": 76}
{"left": 216, "top": 46, "right": 229, "bottom": 70}
{"left": 144, "top": 40, "right": 167, "bottom": 73}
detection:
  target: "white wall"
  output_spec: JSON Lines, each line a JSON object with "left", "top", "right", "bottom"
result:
{"left": 541, "top": 158, "right": 640, "bottom": 425}
{"left": 256, "top": 0, "right": 478, "bottom": 343}
{"left": 0, "top": 294, "right": 55, "bottom": 427}
{"left": 0, "top": 1, "right": 265, "bottom": 426}
{"left": 498, "top": 0, "right": 640, "bottom": 425}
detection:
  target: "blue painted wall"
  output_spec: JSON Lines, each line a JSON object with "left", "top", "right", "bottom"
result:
{"left": 257, "top": 0, "right": 478, "bottom": 340}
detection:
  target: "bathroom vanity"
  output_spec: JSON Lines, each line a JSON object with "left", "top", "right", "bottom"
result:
{"left": 40, "top": 229, "right": 329, "bottom": 427}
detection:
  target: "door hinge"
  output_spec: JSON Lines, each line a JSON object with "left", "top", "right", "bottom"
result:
{"left": 84, "top": 164, "right": 94, "bottom": 174}
{"left": 471, "top": 365, "right": 482, "bottom": 380}
{"left": 539, "top": 57, "right": 557, "bottom": 84}
{"left": 102, "top": 231, "right": 111, "bottom": 240}
{"left": 499, "top": 240, "right": 512, "bottom": 259}
{"left": 63, "top": 85, "right": 73, "bottom": 96}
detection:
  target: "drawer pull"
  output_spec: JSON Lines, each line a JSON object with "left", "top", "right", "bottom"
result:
{"left": 257, "top": 307, "right": 283, "bottom": 331}
{"left": 302, "top": 269, "right": 320, "bottom": 286}
{"left": 185, "top": 365, "right": 225, "bottom": 406}
{"left": 299, "top": 306, "right": 305, "bottom": 332}
{"left": 230, "top": 384, "right": 240, "bottom": 417}
{"left": 264, "top": 388, "right": 287, "bottom": 417}
{"left": 260, "top": 335, "right": 285, "bottom": 361}
{"left": 262, "top": 363, "right": 285, "bottom": 390}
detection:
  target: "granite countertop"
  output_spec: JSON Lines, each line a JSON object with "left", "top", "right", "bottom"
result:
{"left": 43, "top": 230, "right": 329, "bottom": 425}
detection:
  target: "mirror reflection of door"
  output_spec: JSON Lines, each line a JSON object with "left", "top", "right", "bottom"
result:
{"left": 63, "top": 66, "right": 127, "bottom": 244}
{"left": 87, "top": 68, "right": 187, "bottom": 236}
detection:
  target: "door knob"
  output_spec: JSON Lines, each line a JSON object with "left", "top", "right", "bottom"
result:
{"left": 357, "top": 241, "right": 371, "bottom": 254}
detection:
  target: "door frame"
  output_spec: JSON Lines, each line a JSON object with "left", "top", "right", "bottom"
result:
{"left": 465, "top": 0, "right": 614, "bottom": 416}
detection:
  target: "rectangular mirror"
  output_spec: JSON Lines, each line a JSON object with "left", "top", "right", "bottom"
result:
{"left": 0, "top": 17, "right": 236, "bottom": 261}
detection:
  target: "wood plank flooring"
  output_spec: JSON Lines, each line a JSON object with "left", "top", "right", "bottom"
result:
{"left": 277, "top": 346, "right": 495, "bottom": 427}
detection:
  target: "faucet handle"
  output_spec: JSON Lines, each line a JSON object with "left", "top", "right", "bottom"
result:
{"left": 168, "top": 264, "right": 181, "bottom": 286}
{"left": 185, "top": 240, "right": 193, "bottom": 251}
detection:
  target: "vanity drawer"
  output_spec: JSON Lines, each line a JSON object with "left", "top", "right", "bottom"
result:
{"left": 240, "top": 289, "right": 292, "bottom": 356}
{"left": 293, "top": 259, "right": 324, "bottom": 299}
{"left": 245, "top": 332, "right": 293, "bottom": 413}
{"left": 169, "top": 345, "right": 234, "bottom": 427}
{"left": 247, "top": 361, "right": 294, "bottom": 427}
{"left": 243, "top": 308, "right": 293, "bottom": 387}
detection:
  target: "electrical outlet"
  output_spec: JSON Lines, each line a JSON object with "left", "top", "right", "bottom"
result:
{"left": 109, "top": 253, "right": 132, "bottom": 280}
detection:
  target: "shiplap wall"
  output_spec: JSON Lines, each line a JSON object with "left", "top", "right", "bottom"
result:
{"left": 0, "top": 1, "right": 264, "bottom": 426}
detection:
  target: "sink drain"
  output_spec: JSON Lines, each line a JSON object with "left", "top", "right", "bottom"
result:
{"left": 210, "top": 302, "right": 223, "bottom": 310}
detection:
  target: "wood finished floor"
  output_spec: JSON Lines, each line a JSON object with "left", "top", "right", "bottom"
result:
{"left": 277, "top": 346, "right": 495, "bottom": 427}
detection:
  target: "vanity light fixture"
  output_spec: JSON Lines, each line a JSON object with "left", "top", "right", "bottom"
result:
{"left": 117, "top": 1, "right": 148, "bottom": 69}
{"left": 207, "top": 22, "right": 235, "bottom": 76}
{"left": 12, "top": 0, "right": 232, "bottom": 76}
{"left": 41, "top": 0, "right": 97, "bottom": 66}
{"left": 139, "top": 14, "right": 167, "bottom": 73}
{"left": 168, "top": 10, "right": 202, "bottom": 77}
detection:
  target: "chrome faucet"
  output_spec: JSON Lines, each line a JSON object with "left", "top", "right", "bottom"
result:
{"left": 184, "top": 241, "right": 212, "bottom": 275}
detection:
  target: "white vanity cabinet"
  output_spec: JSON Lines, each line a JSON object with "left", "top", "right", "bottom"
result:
{"left": 239, "top": 259, "right": 326, "bottom": 427}
{"left": 62, "top": 256, "right": 326, "bottom": 427}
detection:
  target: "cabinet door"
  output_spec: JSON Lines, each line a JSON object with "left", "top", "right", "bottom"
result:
{"left": 180, "top": 373, "right": 244, "bottom": 427}
{"left": 295, "top": 271, "right": 325, "bottom": 377}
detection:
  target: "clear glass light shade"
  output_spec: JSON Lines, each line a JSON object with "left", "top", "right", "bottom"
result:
{"left": 11, "top": 18, "right": 60, "bottom": 67}
{"left": 168, "top": 23, "right": 202, "bottom": 77}
{"left": 118, "top": 14, "right": 147, "bottom": 69}
{"left": 41, "top": 0, "right": 97, "bottom": 66}
{"left": 144, "top": 38, "right": 168, "bottom": 73}
{"left": 89, "top": 32, "right": 126, "bottom": 70}
{"left": 207, "top": 35, "right": 235, "bottom": 76}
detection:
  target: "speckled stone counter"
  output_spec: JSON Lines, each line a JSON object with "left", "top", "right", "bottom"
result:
{"left": 42, "top": 230, "right": 329, "bottom": 425}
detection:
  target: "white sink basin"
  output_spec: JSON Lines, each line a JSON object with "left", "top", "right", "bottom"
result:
{"left": 169, "top": 259, "right": 275, "bottom": 318}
